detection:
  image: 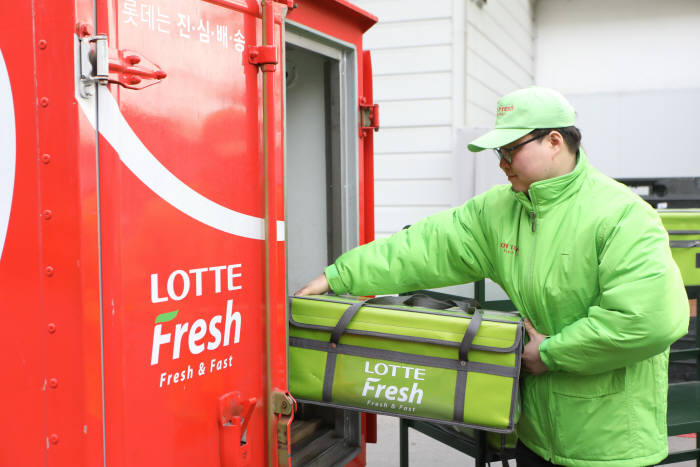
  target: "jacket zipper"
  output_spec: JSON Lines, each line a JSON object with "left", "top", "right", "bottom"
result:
{"left": 527, "top": 193, "right": 554, "bottom": 460}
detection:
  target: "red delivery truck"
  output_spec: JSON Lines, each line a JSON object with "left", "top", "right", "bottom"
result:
{"left": 0, "top": 0, "right": 379, "bottom": 465}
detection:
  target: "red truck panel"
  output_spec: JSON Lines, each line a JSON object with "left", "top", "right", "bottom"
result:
{"left": 0, "top": 0, "right": 375, "bottom": 465}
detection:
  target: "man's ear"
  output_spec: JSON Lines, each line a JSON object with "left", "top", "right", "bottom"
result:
{"left": 548, "top": 131, "right": 565, "bottom": 154}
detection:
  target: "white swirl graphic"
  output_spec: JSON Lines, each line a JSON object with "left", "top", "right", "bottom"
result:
{"left": 74, "top": 37, "right": 284, "bottom": 241}
{"left": 0, "top": 48, "right": 16, "bottom": 262}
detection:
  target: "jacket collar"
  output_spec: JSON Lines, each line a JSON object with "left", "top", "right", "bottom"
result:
{"left": 512, "top": 149, "right": 589, "bottom": 213}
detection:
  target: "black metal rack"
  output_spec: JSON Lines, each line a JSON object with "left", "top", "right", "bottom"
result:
{"left": 616, "top": 177, "right": 700, "bottom": 209}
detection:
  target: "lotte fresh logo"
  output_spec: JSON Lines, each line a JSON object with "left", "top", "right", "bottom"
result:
{"left": 497, "top": 105, "right": 514, "bottom": 116}
{"left": 150, "top": 299, "right": 241, "bottom": 366}
{"left": 500, "top": 241, "right": 519, "bottom": 256}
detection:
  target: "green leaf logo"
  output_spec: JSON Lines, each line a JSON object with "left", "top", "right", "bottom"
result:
{"left": 155, "top": 310, "right": 179, "bottom": 324}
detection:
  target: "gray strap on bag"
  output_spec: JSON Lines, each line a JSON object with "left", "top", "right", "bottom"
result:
{"left": 453, "top": 309, "right": 483, "bottom": 422}
{"left": 330, "top": 300, "right": 365, "bottom": 345}
{"left": 459, "top": 308, "right": 482, "bottom": 362}
{"left": 323, "top": 300, "right": 365, "bottom": 401}
{"left": 330, "top": 294, "right": 479, "bottom": 346}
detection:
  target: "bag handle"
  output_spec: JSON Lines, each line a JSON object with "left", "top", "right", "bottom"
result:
{"left": 371, "top": 293, "right": 479, "bottom": 313}
{"left": 329, "top": 294, "right": 483, "bottom": 361}
{"left": 670, "top": 240, "right": 700, "bottom": 248}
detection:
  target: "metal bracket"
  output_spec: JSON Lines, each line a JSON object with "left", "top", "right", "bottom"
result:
{"left": 272, "top": 390, "right": 295, "bottom": 416}
{"left": 360, "top": 98, "right": 380, "bottom": 137}
{"left": 79, "top": 35, "right": 108, "bottom": 98}
{"left": 78, "top": 33, "right": 167, "bottom": 97}
{"left": 272, "top": 391, "right": 296, "bottom": 467}
{"left": 248, "top": 45, "right": 279, "bottom": 72}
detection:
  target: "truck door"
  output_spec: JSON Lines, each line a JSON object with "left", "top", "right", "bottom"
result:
{"left": 76, "top": 0, "right": 289, "bottom": 465}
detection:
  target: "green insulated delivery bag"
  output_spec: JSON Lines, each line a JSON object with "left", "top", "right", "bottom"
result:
{"left": 288, "top": 294, "right": 523, "bottom": 433}
{"left": 659, "top": 209, "right": 700, "bottom": 286}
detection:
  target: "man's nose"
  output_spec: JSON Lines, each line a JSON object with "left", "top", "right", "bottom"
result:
{"left": 499, "top": 156, "right": 510, "bottom": 169}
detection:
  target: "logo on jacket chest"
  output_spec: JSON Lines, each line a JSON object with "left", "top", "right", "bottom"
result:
{"left": 499, "top": 242, "right": 519, "bottom": 256}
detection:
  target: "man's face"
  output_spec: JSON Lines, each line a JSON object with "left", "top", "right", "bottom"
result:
{"left": 497, "top": 132, "right": 558, "bottom": 193}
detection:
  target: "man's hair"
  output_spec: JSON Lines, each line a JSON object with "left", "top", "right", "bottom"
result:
{"left": 531, "top": 126, "right": 582, "bottom": 155}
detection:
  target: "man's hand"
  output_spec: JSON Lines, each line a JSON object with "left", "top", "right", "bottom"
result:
{"left": 522, "top": 318, "right": 549, "bottom": 375}
{"left": 294, "top": 273, "right": 330, "bottom": 296}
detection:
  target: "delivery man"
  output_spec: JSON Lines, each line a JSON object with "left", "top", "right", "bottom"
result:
{"left": 295, "top": 86, "right": 689, "bottom": 466}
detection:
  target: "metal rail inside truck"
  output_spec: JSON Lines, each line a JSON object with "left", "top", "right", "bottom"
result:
{"left": 0, "top": 0, "right": 380, "bottom": 465}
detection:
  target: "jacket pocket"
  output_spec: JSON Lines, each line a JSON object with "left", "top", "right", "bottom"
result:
{"left": 550, "top": 369, "right": 633, "bottom": 461}
{"left": 551, "top": 367, "right": 626, "bottom": 398}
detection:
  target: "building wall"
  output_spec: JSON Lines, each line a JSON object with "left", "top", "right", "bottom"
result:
{"left": 352, "top": 0, "right": 457, "bottom": 238}
{"left": 465, "top": 0, "right": 534, "bottom": 127}
{"left": 535, "top": 0, "right": 700, "bottom": 178}
{"left": 353, "top": 0, "right": 535, "bottom": 238}
{"left": 461, "top": 0, "right": 535, "bottom": 202}
{"left": 535, "top": 0, "right": 700, "bottom": 94}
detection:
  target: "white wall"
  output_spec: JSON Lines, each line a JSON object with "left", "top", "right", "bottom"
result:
{"left": 354, "top": 0, "right": 535, "bottom": 238}
{"left": 352, "top": 0, "right": 458, "bottom": 238}
{"left": 535, "top": 0, "right": 700, "bottom": 178}
{"left": 460, "top": 0, "right": 536, "bottom": 202}
{"left": 465, "top": 0, "right": 534, "bottom": 127}
{"left": 535, "top": 0, "right": 700, "bottom": 94}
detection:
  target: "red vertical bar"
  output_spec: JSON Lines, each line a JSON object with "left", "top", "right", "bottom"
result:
{"left": 0, "top": 1, "right": 46, "bottom": 465}
{"left": 360, "top": 50, "right": 375, "bottom": 245}
{"left": 360, "top": 49, "right": 378, "bottom": 453}
{"left": 262, "top": 2, "right": 288, "bottom": 466}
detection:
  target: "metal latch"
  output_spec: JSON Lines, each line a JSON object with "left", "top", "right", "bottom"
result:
{"left": 360, "top": 97, "right": 380, "bottom": 136}
{"left": 272, "top": 391, "right": 296, "bottom": 467}
{"left": 79, "top": 35, "right": 108, "bottom": 98}
{"left": 108, "top": 49, "right": 167, "bottom": 90}
{"left": 78, "top": 26, "right": 167, "bottom": 97}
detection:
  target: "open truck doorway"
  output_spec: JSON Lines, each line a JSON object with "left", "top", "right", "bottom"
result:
{"left": 284, "top": 24, "right": 364, "bottom": 466}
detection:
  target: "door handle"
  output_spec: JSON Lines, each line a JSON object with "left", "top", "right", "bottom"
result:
{"left": 218, "top": 391, "right": 257, "bottom": 466}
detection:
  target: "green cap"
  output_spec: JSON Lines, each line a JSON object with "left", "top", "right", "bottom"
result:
{"left": 467, "top": 87, "right": 576, "bottom": 152}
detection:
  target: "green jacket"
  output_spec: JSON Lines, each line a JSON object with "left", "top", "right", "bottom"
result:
{"left": 325, "top": 151, "right": 689, "bottom": 466}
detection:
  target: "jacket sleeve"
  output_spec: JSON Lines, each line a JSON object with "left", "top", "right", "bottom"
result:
{"left": 539, "top": 203, "right": 690, "bottom": 375}
{"left": 324, "top": 197, "right": 494, "bottom": 296}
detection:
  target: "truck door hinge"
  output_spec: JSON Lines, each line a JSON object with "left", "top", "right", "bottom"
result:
{"left": 79, "top": 35, "right": 108, "bottom": 98}
{"left": 79, "top": 27, "right": 167, "bottom": 98}
{"left": 272, "top": 391, "right": 296, "bottom": 467}
{"left": 360, "top": 98, "right": 380, "bottom": 136}
{"left": 248, "top": 45, "right": 279, "bottom": 72}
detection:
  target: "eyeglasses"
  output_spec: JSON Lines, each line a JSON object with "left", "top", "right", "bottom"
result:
{"left": 494, "top": 135, "right": 540, "bottom": 164}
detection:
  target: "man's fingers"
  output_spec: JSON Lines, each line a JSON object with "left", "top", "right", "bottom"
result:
{"left": 523, "top": 318, "right": 536, "bottom": 337}
{"left": 294, "top": 273, "right": 330, "bottom": 297}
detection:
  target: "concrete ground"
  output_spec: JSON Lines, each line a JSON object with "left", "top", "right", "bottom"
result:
{"left": 365, "top": 415, "right": 697, "bottom": 467}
